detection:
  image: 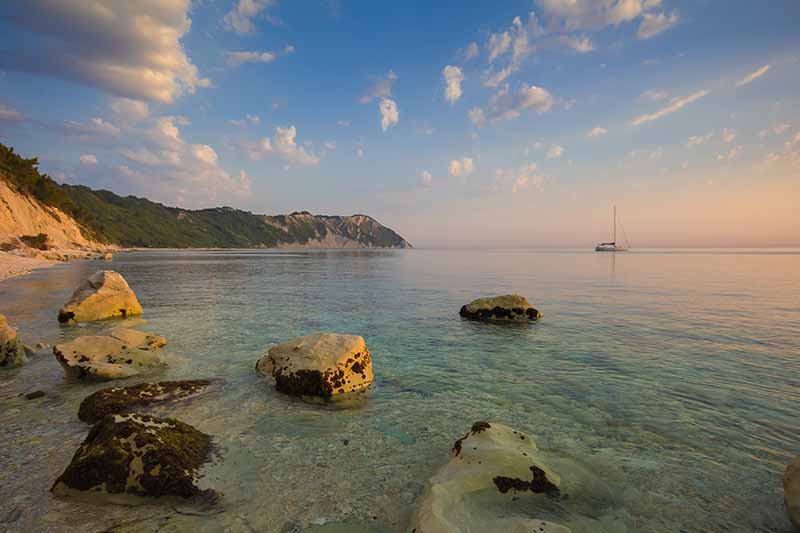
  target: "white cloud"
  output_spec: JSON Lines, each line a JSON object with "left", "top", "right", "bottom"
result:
{"left": 488, "top": 32, "right": 512, "bottom": 63}
{"left": 229, "top": 114, "right": 261, "bottom": 127}
{"left": 192, "top": 144, "right": 218, "bottom": 166}
{"left": 586, "top": 126, "right": 607, "bottom": 138}
{"left": 640, "top": 89, "right": 668, "bottom": 102}
{"left": 511, "top": 163, "right": 544, "bottom": 193}
{"left": 631, "top": 90, "right": 709, "bottom": 126}
{"left": 469, "top": 83, "right": 554, "bottom": 127}
{"left": 356, "top": 147, "right": 364, "bottom": 158}
{"left": 324, "top": 141, "right": 337, "bottom": 151}
{"left": 760, "top": 123, "right": 791, "bottom": 138}
{"left": 637, "top": 11, "right": 679, "bottom": 39}
{"left": 60, "top": 117, "right": 121, "bottom": 141}
{"left": 464, "top": 42, "right": 480, "bottom": 61}
{"left": 722, "top": 128, "right": 736, "bottom": 143}
{"left": 448, "top": 157, "right": 475, "bottom": 177}
{"left": 536, "top": 0, "right": 670, "bottom": 32}
{"left": 227, "top": 46, "right": 292, "bottom": 67}
{"left": 558, "top": 35, "right": 594, "bottom": 53}
{"left": 0, "top": 103, "right": 23, "bottom": 122}
{"left": 419, "top": 170, "right": 433, "bottom": 188}
{"left": 686, "top": 133, "right": 713, "bottom": 147}
{"left": 109, "top": 97, "right": 149, "bottom": 123}
{"left": 360, "top": 70, "right": 397, "bottom": 104}
{"left": 443, "top": 66, "right": 464, "bottom": 104}
{"left": 483, "top": 13, "right": 543, "bottom": 88}
{"left": 259, "top": 125, "right": 321, "bottom": 166}
{"left": 379, "top": 98, "right": 399, "bottom": 131}
{"left": 736, "top": 64, "right": 770, "bottom": 87}
{"left": 337, "top": 120, "right": 351, "bottom": 127}
{"left": 547, "top": 145, "right": 565, "bottom": 158}
{"left": 717, "top": 146, "right": 743, "bottom": 160}
{"left": 79, "top": 154, "right": 97, "bottom": 166}
{"left": 0, "top": 1, "right": 208, "bottom": 103}
{"left": 223, "top": 0, "right": 277, "bottom": 34}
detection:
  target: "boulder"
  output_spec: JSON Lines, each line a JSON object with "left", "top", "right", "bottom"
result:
{"left": 256, "top": 332, "right": 373, "bottom": 397}
{"left": 54, "top": 327, "right": 167, "bottom": 381}
{"left": 52, "top": 413, "right": 213, "bottom": 503}
{"left": 78, "top": 379, "right": 214, "bottom": 423}
{"left": 459, "top": 294, "right": 542, "bottom": 322}
{"left": 409, "top": 421, "right": 568, "bottom": 533}
{"left": 58, "top": 270, "right": 143, "bottom": 323}
{"left": 103, "top": 252, "right": 113, "bottom": 261}
{"left": 785, "top": 455, "right": 800, "bottom": 528}
{"left": 0, "top": 314, "right": 27, "bottom": 368}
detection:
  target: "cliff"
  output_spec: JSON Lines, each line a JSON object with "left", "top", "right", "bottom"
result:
{"left": 0, "top": 144, "right": 411, "bottom": 250}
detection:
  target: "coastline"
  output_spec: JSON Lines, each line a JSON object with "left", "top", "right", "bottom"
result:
{"left": 0, "top": 251, "right": 56, "bottom": 281}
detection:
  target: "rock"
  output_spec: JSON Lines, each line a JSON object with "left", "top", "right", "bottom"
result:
{"left": 58, "top": 270, "right": 143, "bottom": 323}
{"left": 24, "top": 390, "right": 46, "bottom": 400}
{"left": 52, "top": 413, "right": 213, "bottom": 503}
{"left": 785, "top": 455, "right": 800, "bottom": 528}
{"left": 256, "top": 332, "right": 373, "bottom": 397}
{"left": 0, "top": 314, "right": 27, "bottom": 368}
{"left": 459, "top": 294, "right": 542, "bottom": 322}
{"left": 78, "top": 379, "right": 214, "bottom": 423}
{"left": 53, "top": 327, "right": 167, "bottom": 381}
{"left": 103, "top": 252, "right": 113, "bottom": 261}
{"left": 408, "top": 421, "right": 567, "bottom": 533}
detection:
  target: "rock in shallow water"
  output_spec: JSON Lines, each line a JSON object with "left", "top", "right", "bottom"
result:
{"left": 408, "top": 421, "right": 569, "bottom": 533}
{"left": 53, "top": 327, "right": 167, "bottom": 381}
{"left": 78, "top": 379, "right": 214, "bottom": 423}
{"left": 58, "top": 270, "right": 143, "bottom": 323}
{"left": 785, "top": 455, "right": 800, "bottom": 528}
{"left": 256, "top": 332, "right": 373, "bottom": 397}
{"left": 52, "top": 413, "right": 214, "bottom": 504}
{"left": 0, "top": 313, "right": 27, "bottom": 368}
{"left": 459, "top": 294, "right": 543, "bottom": 322}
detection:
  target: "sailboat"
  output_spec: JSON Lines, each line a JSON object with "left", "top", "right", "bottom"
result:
{"left": 595, "top": 205, "right": 629, "bottom": 252}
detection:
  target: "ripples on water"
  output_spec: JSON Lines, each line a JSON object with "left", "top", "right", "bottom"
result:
{"left": 1, "top": 249, "right": 799, "bottom": 532}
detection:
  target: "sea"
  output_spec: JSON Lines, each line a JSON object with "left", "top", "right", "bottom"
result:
{"left": 1, "top": 248, "right": 799, "bottom": 532}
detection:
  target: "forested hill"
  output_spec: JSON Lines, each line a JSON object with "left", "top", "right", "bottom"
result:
{"left": 0, "top": 144, "right": 411, "bottom": 249}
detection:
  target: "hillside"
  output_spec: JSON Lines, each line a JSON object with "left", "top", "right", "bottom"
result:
{"left": 0, "top": 144, "right": 411, "bottom": 249}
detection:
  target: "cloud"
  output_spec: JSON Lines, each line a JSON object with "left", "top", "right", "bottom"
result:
{"left": 0, "top": 1, "right": 208, "bottom": 103}
{"left": 443, "top": 66, "right": 464, "bottom": 104}
{"left": 547, "top": 145, "right": 565, "bottom": 158}
{"left": 639, "top": 89, "right": 668, "bottom": 102}
{"left": 0, "top": 103, "right": 24, "bottom": 122}
{"left": 419, "top": 170, "right": 433, "bottom": 188}
{"left": 586, "top": 126, "right": 608, "bottom": 138}
{"left": 483, "top": 13, "right": 543, "bottom": 88}
{"left": 337, "top": 120, "right": 351, "bottom": 127}
{"left": 536, "top": 0, "right": 670, "bottom": 32}
{"left": 722, "top": 128, "right": 736, "bottom": 143}
{"left": 717, "top": 146, "right": 743, "bottom": 160}
{"left": 558, "top": 35, "right": 594, "bottom": 53}
{"left": 464, "top": 42, "right": 480, "bottom": 61}
{"left": 360, "top": 70, "right": 397, "bottom": 104}
{"left": 379, "top": 98, "right": 399, "bottom": 131}
{"left": 511, "top": 163, "right": 544, "bottom": 193}
{"left": 229, "top": 114, "right": 261, "bottom": 127}
{"left": 252, "top": 126, "right": 321, "bottom": 166}
{"left": 736, "top": 64, "right": 770, "bottom": 87}
{"left": 227, "top": 45, "right": 293, "bottom": 66}
{"left": 323, "top": 141, "right": 337, "bottom": 151}
{"left": 223, "top": 0, "right": 277, "bottom": 34}
{"left": 686, "top": 133, "right": 713, "bottom": 147}
{"left": 79, "top": 154, "right": 97, "bottom": 166}
{"left": 759, "top": 123, "right": 791, "bottom": 137}
{"left": 109, "top": 97, "right": 149, "bottom": 123}
{"left": 488, "top": 32, "right": 512, "bottom": 63}
{"left": 469, "top": 83, "right": 554, "bottom": 127}
{"left": 631, "top": 90, "right": 709, "bottom": 126}
{"left": 448, "top": 157, "right": 474, "bottom": 177}
{"left": 59, "top": 117, "right": 121, "bottom": 142}
{"left": 192, "top": 144, "right": 218, "bottom": 166}
{"left": 637, "top": 11, "right": 679, "bottom": 39}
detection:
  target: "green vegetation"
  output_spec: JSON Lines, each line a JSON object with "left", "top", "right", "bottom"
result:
{"left": 20, "top": 233, "right": 49, "bottom": 250}
{"left": 0, "top": 143, "right": 410, "bottom": 248}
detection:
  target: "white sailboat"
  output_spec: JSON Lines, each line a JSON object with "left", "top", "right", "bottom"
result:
{"left": 595, "top": 205, "right": 629, "bottom": 252}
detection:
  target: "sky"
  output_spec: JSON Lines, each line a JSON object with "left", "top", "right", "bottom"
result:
{"left": 0, "top": 0, "right": 798, "bottom": 248}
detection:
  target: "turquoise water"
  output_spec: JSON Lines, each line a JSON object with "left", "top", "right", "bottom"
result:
{"left": 1, "top": 249, "right": 799, "bottom": 532}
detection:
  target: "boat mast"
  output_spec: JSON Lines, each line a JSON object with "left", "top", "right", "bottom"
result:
{"left": 613, "top": 205, "right": 616, "bottom": 244}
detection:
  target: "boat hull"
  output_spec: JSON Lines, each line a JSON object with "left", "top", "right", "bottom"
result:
{"left": 595, "top": 245, "right": 628, "bottom": 252}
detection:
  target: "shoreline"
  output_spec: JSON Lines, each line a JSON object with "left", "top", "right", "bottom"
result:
{"left": 0, "top": 251, "right": 57, "bottom": 282}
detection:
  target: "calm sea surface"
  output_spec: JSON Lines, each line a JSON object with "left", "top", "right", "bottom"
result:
{"left": 1, "top": 249, "right": 799, "bottom": 532}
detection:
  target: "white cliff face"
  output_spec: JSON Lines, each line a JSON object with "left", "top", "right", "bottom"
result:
{"left": 0, "top": 174, "right": 97, "bottom": 250}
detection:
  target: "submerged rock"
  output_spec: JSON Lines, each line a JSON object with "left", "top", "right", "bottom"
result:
{"left": 785, "top": 456, "right": 800, "bottom": 528}
{"left": 256, "top": 332, "right": 373, "bottom": 397}
{"left": 54, "top": 327, "right": 167, "bottom": 381}
{"left": 78, "top": 379, "right": 214, "bottom": 423}
{"left": 409, "top": 421, "right": 567, "bottom": 533}
{"left": 58, "top": 270, "right": 143, "bottom": 323}
{"left": 52, "top": 413, "right": 213, "bottom": 503}
{"left": 459, "top": 294, "right": 543, "bottom": 322}
{"left": 0, "top": 314, "right": 27, "bottom": 368}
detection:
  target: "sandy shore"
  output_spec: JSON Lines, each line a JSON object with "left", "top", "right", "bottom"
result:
{"left": 0, "top": 251, "right": 56, "bottom": 281}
